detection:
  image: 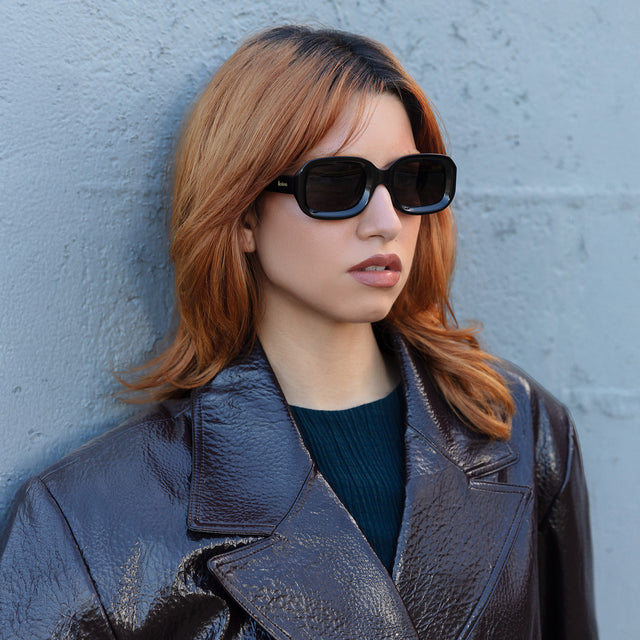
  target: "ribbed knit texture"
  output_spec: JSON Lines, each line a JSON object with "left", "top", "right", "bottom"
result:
{"left": 290, "top": 385, "right": 405, "bottom": 572}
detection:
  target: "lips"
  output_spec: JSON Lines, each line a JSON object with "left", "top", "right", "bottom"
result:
{"left": 348, "top": 254, "right": 402, "bottom": 288}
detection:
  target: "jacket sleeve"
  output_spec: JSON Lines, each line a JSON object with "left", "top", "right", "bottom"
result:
{"left": 536, "top": 399, "right": 598, "bottom": 640}
{"left": 0, "top": 477, "right": 115, "bottom": 640}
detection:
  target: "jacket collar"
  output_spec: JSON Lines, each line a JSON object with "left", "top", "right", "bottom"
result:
{"left": 187, "top": 331, "right": 530, "bottom": 640}
{"left": 394, "top": 334, "right": 518, "bottom": 478}
{"left": 187, "top": 331, "right": 517, "bottom": 535}
{"left": 187, "top": 339, "right": 313, "bottom": 535}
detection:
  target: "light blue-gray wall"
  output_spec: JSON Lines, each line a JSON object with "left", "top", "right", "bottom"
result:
{"left": 1, "top": 1, "right": 638, "bottom": 637}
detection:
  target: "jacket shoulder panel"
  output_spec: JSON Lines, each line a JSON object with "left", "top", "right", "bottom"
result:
{"left": 41, "top": 402, "right": 191, "bottom": 485}
{"left": 36, "top": 402, "right": 193, "bottom": 557}
{"left": 0, "top": 477, "right": 116, "bottom": 639}
{"left": 495, "top": 360, "right": 575, "bottom": 522}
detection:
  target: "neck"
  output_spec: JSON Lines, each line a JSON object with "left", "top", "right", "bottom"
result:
{"left": 258, "top": 318, "right": 398, "bottom": 411}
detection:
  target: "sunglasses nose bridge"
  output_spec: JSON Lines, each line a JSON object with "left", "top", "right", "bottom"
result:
{"left": 366, "top": 164, "right": 393, "bottom": 201}
{"left": 360, "top": 164, "right": 401, "bottom": 220}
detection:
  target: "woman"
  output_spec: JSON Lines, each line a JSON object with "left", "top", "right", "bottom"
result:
{"left": 0, "top": 25, "right": 597, "bottom": 639}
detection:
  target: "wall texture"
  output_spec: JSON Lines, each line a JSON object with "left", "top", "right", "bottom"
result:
{"left": 1, "top": 1, "right": 638, "bottom": 636}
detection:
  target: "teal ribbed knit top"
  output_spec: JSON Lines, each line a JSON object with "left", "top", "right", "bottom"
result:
{"left": 289, "top": 385, "right": 405, "bottom": 571}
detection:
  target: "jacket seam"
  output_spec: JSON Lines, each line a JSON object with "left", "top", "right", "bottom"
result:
{"left": 537, "top": 410, "right": 575, "bottom": 530}
{"left": 190, "top": 464, "right": 315, "bottom": 535}
{"left": 214, "top": 533, "right": 282, "bottom": 567}
{"left": 41, "top": 417, "right": 174, "bottom": 478}
{"left": 406, "top": 423, "right": 517, "bottom": 477}
{"left": 211, "top": 572, "right": 293, "bottom": 640}
{"left": 191, "top": 392, "right": 205, "bottom": 525}
{"left": 38, "top": 416, "right": 173, "bottom": 482}
{"left": 209, "top": 541, "right": 292, "bottom": 640}
{"left": 170, "top": 403, "right": 190, "bottom": 419}
{"left": 271, "top": 464, "right": 315, "bottom": 532}
{"left": 35, "top": 477, "right": 118, "bottom": 640}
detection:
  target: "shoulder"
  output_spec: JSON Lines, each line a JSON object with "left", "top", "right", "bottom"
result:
{"left": 0, "top": 399, "right": 196, "bottom": 636}
{"left": 496, "top": 359, "right": 575, "bottom": 452}
{"left": 31, "top": 398, "right": 194, "bottom": 530}
{"left": 44, "top": 398, "right": 191, "bottom": 477}
{"left": 494, "top": 359, "right": 580, "bottom": 518}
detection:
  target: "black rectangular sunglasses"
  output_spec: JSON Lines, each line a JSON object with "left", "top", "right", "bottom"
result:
{"left": 264, "top": 153, "right": 456, "bottom": 220}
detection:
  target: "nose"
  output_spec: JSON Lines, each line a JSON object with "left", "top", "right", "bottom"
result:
{"left": 355, "top": 185, "right": 403, "bottom": 241}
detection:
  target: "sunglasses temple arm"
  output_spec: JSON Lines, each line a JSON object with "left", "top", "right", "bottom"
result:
{"left": 264, "top": 175, "right": 295, "bottom": 194}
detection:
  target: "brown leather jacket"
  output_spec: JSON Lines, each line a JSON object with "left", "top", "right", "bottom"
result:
{"left": 0, "top": 333, "right": 597, "bottom": 639}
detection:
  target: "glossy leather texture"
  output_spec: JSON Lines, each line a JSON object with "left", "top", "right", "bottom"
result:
{"left": 0, "top": 332, "right": 598, "bottom": 639}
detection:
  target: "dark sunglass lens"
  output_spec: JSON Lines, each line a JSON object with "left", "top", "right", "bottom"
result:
{"left": 393, "top": 158, "right": 446, "bottom": 208}
{"left": 305, "top": 161, "right": 366, "bottom": 213}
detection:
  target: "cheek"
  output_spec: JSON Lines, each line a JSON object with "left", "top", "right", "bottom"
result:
{"left": 256, "top": 226, "right": 342, "bottom": 284}
{"left": 254, "top": 197, "right": 351, "bottom": 273}
{"left": 253, "top": 207, "right": 324, "bottom": 280}
{"left": 403, "top": 217, "right": 422, "bottom": 263}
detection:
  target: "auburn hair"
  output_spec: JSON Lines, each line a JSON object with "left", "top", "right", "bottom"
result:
{"left": 122, "top": 25, "right": 514, "bottom": 439}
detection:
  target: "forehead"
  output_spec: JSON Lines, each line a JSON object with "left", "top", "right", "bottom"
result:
{"left": 301, "top": 93, "right": 417, "bottom": 167}
{"left": 306, "top": 96, "right": 371, "bottom": 157}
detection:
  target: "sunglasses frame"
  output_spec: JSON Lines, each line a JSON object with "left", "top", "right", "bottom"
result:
{"left": 265, "top": 153, "right": 456, "bottom": 220}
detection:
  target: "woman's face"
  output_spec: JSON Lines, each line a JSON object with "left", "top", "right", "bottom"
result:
{"left": 244, "top": 93, "right": 422, "bottom": 329}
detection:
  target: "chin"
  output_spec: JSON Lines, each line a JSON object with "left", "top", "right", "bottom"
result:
{"left": 346, "top": 304, "right": 394, "bottom": 324}
{"left": 359, "top": 291, "right": 401, "bottom": 321}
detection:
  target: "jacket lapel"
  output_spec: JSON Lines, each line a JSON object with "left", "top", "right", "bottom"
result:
{"left": 188, "top": 341, "right": 419, "bottom": 640}
{"left": 187, "top": 342, "right": 312, "bottom": 536}
{"left": 209, "top": 470, "right": 421, "bottom": 640}
{"left": 391, "top": 335, "right": 532, "bottom": 639}
{"left": 187, "top": 335, "right": 530, "bottom": 640}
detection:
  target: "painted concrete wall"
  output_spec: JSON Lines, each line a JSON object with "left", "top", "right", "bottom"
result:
{"left": 1, "top": 1, "right": 638, "bottom": 636}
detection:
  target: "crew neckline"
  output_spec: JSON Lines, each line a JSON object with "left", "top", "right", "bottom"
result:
{"left": 289, "top": 384, "right": 402, "bottom": 414}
